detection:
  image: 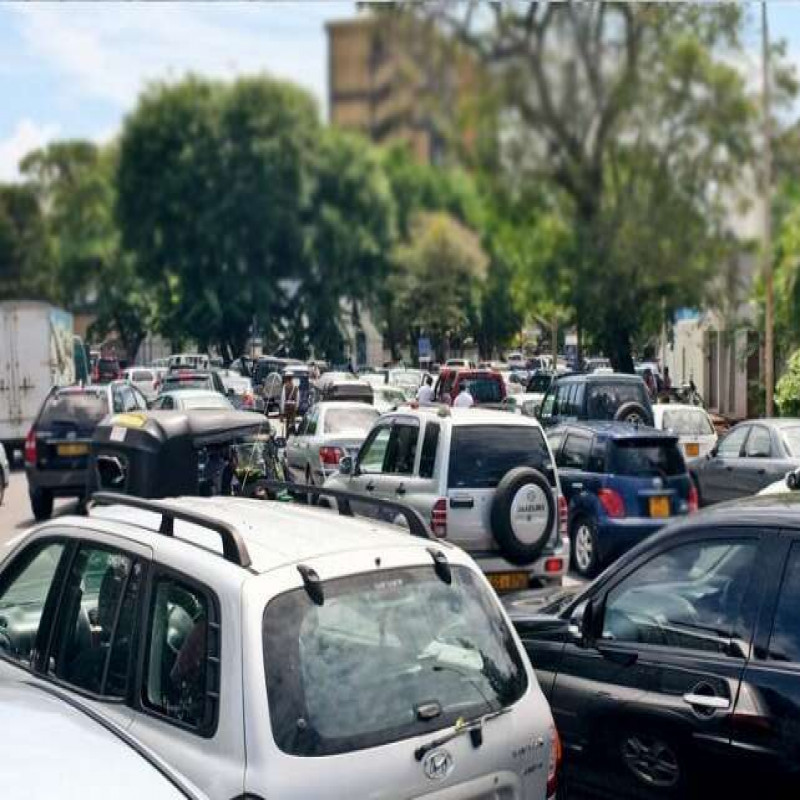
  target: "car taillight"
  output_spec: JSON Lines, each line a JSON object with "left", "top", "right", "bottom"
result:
{"left": 558, "top": 494, "right": 568, "bottom": 536}
{"left": 24, "top": 429, "right": 37, "bottom": 466}
{"left": 598, "top": 488, "right": 626, "bottom": 519}
{"left": 688, "top": 484, "right": 699, "bottom": 513}
{"left": 544, "top": 557, "right": 563, "bottom": 574}
{"left": 547, "top": 724, "right": 562, "bottom": 797}
{"left": 319, "top": 446, "right": 344, "bottom": 466}
{"left": 431, "top": 497, "right": 447, "bottom": 537}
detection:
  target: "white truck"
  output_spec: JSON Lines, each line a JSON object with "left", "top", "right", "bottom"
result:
{"left": 0, "top": 301, "right": 76, "bottom": 455}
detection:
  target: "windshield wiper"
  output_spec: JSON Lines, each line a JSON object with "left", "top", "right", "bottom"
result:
{"left": 414, "top": 705, "right": 512, "bottom": 761}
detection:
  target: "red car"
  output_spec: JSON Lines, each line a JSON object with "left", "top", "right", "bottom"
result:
{"left": 433, "top": 368, "right": 506, "bottom": 406}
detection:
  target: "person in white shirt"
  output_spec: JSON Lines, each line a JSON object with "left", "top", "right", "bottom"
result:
{"left": 416, "top": 375, "right": 434, "bottom": 406}
{"left": 453, "top": 383, "right": 474, "bottom": 408}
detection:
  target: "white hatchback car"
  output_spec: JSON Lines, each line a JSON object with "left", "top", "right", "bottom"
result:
{"left": 653, "top": 403, "right": 717, "bottom": 460}
{"left": 0, "top": 491, "right": 560, "bottom": 800}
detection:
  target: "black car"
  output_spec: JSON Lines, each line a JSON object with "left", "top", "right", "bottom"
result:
{"left": 538, "top": 373, "right": 654, "bottom": 428}
{"left": 690, "top": 418, "right": 800, "bottom": 506}
{"left": 506, "top": 494, "right": 800, "bottom": 798}
{"left": 24, "top": 382, "right": 148, "bottom": 520}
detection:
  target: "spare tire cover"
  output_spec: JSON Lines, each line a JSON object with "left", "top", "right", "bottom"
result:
{"left": 490, "top": 467, "right": 556, "bottom": 566}
{"left": 614, "top": 401, "right": 652, "bottom": 426}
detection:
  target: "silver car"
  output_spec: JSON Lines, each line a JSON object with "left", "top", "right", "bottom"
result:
{"left": 149, "top": 389, "right": 234, "bottom": 411}
{"left": 285, "top": 401, "right": 379, "bottom": 492}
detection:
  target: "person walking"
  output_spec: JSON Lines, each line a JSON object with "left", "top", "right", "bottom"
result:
{"left": 416, "top": 375, "right": 434, "bottom": 406}
{"left": 280, "top": 372, "right": 299, "bottom": 438}
{"left": 453, "top": 383, "right": 474, "bottom": 408}
{"left": 663, "top": 366, "right": 672, "bottom": 391}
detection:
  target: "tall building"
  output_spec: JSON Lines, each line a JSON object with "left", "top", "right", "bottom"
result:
{"left": 326, "top": 14, "right": 475, "bottom": 164}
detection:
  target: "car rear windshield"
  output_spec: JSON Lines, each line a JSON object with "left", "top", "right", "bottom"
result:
{"left": 324, "top": 408, "right": 379, "bottom": 434}
{"left": 448, "top": 425, "right": 552, "bottom": 489}
{"left": 463, "top": 376, "right": 503, "bottom": 404}
{"left": 586, "top": 382, "right": 648, "bottom": 419}
{"left": 39, "top": 391, "right": 108, "bottom": 428}
{"left": 527, "top": 374, "right": 552, "bottom": 394}
{"left": 662, "top": 408, "right": 714, "bottom": 436}
{"left": 608, "top": 439, "right": 686, "bottom": 477}
{"left": 262, "top": 565, "right": 527, "bottom": 757}
{"left": 162, "top": 374, "right": 212, "bottom": 391}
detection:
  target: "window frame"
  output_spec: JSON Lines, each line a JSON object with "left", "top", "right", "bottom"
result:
{"left": 717, "top": 425, "right": 750, "bottom": 458}
{"left": 356, "top": 424, "right": 393, "bottom": 475}
{"left": 744, "top": 424, "right": 773, "bottom": 459}
{"left": 382, "top": 420, "right": 421, "bottom": 476}
{"left": 418, "top": 421, "right": 440, "bottom": 479}
{"left": 560, "top": 433, "right": 592, "bottom": 471}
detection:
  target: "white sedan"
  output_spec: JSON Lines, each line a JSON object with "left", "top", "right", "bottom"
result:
{"left": 653, "top": 403, "right": 717, "bottom": 460}
{"left": 150, "top": 389, "right": 234, "bottom": 411}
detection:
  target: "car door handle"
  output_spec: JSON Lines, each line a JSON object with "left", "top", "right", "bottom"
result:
{"left": 395, "top": 483, "right": 406, "bottom": 496}
{"left": 450, "top": 496, "right": 474, "bottom": 509}
{"left": 366, "top": 481, "right": 375, "bottom": 492}
{"left": 597, "top": 645, "right": 638, "bottom": 667}
{"left": 757, "top": 469, "right": 766, "bottom": 476}
{"left": 683, "top": 693, "right": 730, "bottom": 711}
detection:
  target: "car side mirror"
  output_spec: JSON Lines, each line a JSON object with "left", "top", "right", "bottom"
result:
{"left": 568, "top": 598, "right": 595, "bottom": 648}
{"left": 339, "top": 455, "right": 354, "bottom": 476}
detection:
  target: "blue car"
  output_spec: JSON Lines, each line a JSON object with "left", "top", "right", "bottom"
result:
{"left": 549, "top": 421, "right": 697, "bottom": 577}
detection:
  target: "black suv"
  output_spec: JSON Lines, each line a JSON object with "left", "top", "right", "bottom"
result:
{"left": 538, "top": 372, "right": 653, "bottom": 428}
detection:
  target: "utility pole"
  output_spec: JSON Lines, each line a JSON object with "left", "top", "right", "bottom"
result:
{"left": 763, "top": 2, "right": 775, "bottom": 416}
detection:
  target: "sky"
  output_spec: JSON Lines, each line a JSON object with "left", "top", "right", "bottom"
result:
{"left": 2, "top": 2, "right": 800, "bottom": 183}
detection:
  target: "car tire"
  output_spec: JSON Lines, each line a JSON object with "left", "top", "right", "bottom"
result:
{"left": 30, "top": 488, "right": 53, "bottom": 522}
{"left": 614, "top": 401, "right": 652, "bottom": 426}
{"left": 571, "top": 516, "right": 600, "bottom": 578}
{"left": 490, "top": 467, "right": 556, "bottom": 566}
{"left": 619, "top": 727, "right": 687, "bottom": 796}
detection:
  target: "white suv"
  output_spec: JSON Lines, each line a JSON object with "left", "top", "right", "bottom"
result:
{"left": 0, "top": 491, "right": 560, "bottom": 800}
{"left": 325, "top": 407, "right": 569, "bottom": 593}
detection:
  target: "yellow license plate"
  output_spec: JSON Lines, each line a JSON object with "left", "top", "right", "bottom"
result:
{"left": 685, "top": 443, "right": 700, "bottom": 457}
{"left": 488, "top": 572, "right": 529, "bottom": 592}
{"left": 57, "top": 443, "right": 88, "bottom": 457}
{"left": 649, "top": 496, "right": 670, "bottom": 518}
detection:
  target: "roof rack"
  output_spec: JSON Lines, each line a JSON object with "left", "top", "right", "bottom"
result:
{"left": 258, "top": 480, "right": 433, "bottom": 540}
{"left": 91, "top": 492, "right": 252, "bottom": 569}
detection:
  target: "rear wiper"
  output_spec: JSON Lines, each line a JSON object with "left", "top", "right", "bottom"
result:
{"left": 414, "top": 705, "right": 512, "bottom": 761}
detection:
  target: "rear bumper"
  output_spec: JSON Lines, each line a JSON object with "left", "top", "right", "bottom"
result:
{"left": 596, "top": 517, "right": 675, "bottom": 561}
{"left": 26, "top": 466, "right": 88, "bottom": 497}
{"left": 473, "top": 535, "right": 570, "bottom": 589}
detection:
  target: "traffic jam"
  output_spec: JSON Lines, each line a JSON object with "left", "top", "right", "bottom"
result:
{"left": 3, "top": 335, "right": 800, "bottom": 799}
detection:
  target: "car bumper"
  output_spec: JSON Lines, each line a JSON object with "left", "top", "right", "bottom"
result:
{"left": 473, "top": 535, "right": 571, "bottom": 590}
{"left": 26, "top": 467, "right": 88, "bottom": 497}
{"left": 596, "top": 517, "right": 677, "bottom": 561}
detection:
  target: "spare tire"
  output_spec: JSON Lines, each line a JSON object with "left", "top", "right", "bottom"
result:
{"left": 614, "top": 401, "right": 652, "bottom": 426}
{"left": 490, "top": 467, "right": 556, "bottom": 566}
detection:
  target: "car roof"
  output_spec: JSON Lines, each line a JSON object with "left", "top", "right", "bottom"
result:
{"left": 556, "top": 421, "right": 676, "bottom": 440}
{"left": 316, "top": 401, "right": 380, "bottom": 411}
{"left": 384, "top": 407, "right": 543, "bottom": 428}
{"left": 742, "top": 418, "right": 800, "bottom": 429}
{"left": 555, "top": 372, "right": 644, "bottom": 383}
{"left": 96, "top": 410, "right": 266, "bottom": 438}
{"left": 161, "top": 389, "right": 222, "bottom": 399}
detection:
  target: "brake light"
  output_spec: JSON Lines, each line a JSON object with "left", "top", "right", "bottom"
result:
{"left": 319, "top": 446, "right": 344, "bottom": 466}
{"left": 558, "top": 494, "right": 568, "bottom": 536}
{"left": 688, "top": 484, "right": 699, "bottom": 513}
{"left": 544, "top": 557, "right": 563, "bottom": 574}
{"left": 242, "top": 391, "right": 255, "bottom": 409}
{"left": 598, "top": 488, "right": 626, "bottom": 518}
{"left": 431, "top": 497, "right": 447, "bottom": 537}
{"left": 546, "top": 724, "right": 562, "bottom": 797}
{"left": 24, "top": 428, "right": 37, "bottom": 466}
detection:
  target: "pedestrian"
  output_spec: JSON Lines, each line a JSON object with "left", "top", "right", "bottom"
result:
{"left": 453, "top": 382, "right": 474, "bottom": 408}
{"left": 663, "top": 366, "right": 672, "bottom": 391}
{"left": 416, "top": 375, "right": 434, "bottom": 406}
{"left": 280, "top": 372, "right": 299, "bottom": 438}
{"left": 643, "top": 369, "right": 657, "bottom": 400}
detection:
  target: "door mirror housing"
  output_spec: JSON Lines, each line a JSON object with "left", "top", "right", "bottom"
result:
{"left": 338, "top": 455, "right": 354, "bottom": 476}
{"left": 568, "top": 598, "right": 596, "bottom": 647}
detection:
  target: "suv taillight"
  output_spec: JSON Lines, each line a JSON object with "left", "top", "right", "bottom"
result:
{"left": 688, "top": 484, "right": 699, "bottom": 513}
{"left": 319, "top": 446, "right": 344, "bottom": 466}
{"left": 598, "top": 488, "right": 625, "bottom": 519}
{"left": 558, "top": 494, "right": 568, "bottom": 537}
{"left": 547, "top": 724, "right": 562, "bottom": 797}
{"left": 431, "top": 497, "right": 447, "bottom": 537}
{"left": 24, "top": 428, "right": 37, "bottom": 466}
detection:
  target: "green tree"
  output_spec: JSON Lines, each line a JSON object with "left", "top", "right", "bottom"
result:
{"left": 776, "top": 349, "right": 800, "bottom": 416}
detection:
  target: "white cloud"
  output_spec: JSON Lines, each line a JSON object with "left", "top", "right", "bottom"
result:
{"left": 0, "top": 118, "right": 60, "bottom": 181}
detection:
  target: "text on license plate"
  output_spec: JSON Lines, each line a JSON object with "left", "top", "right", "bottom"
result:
{"left": 57, "top": 443, "right": 88, "bottom": 457}
{"left": 649, "top": 496, "right": 670, "bottom": 518}
{"left": 684, "top": 443, "right": 700, "bottom": 457}
{"left": 488, "top": 572, "right": 529, "bottom": 592}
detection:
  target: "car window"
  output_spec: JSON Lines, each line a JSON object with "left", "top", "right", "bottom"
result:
{"left": 0, "top": 541, "right": 66, "bottom": 666}
{"left": 133, "top": 371, "right": 152, "bottom": 382}
{"left": 555, "top": 384, "right": 571, "bottom": 416}
{"left": 144, "top": 577, "right": 211, "bottom": 730}
{"left": 161, "top": 396, "right": 175, "bottom": 411}
{"left": 465, "top": 376, "right": 503, "bottom": 404}
{"left": 49, "top": 546, "right": 140, "bottom": 697}
{"left": 418, "top": 422, "right": 440, "bottom": 479}
{"left": 560, "top": 434, "right": 591, "bottom": 470}
{"left": 768, "top": 542, "right": 800, "bottom": 663}
{"left": 608, "top": 439, "right": 686, "bottom": 477}
{"left": 781, "top": 426, "right": 800, "bottom": 458}
{"left": 383, "top": 422, "right": 419, "bottom": 476}
{"left": 586, "top": 382, "right": 648, "bottom": 420}
{"left": 324, "top": 408, "right": 379, "bottom": 435}
{"left": 662, "top": 408, "right": 714, "bottom": 436}
{"left": 305, "top": 407, "right": 319, "bottom": 436}
{"left": 39, "top": 391, "right": 109, "bottom": 429}
{"left": 358, "top": 426, "right": 392, "bottom": 474}
{"left": 717, "top": 426, "right": 749, "bottom": 457}
{"left": 539, "top": 389, "right": 556, "bottom": 420}
{"left": 602, "top": 539, "right": 757, "bottom": 655}
{"left": 112, "top": 389, "right": 125, "bottom": 414}
{"left": 745, "top": 425, "right": 772, "bottom": 458}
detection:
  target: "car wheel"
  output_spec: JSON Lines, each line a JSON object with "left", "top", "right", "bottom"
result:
{"left": 30, "top": 488, "right": 53, "bottom": 522}
{"left": 614, "top": 401, "right": 651, "bottom": 426}
{"left": 306, "top": 468, "right": 319, "bottom": 507}
{"left": 620, "top": 730, "right": 684, "bottom": 794}
{"left": 571, "top": 517, "right": 600, "bottom": 578}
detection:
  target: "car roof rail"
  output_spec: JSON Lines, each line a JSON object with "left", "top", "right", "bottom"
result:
{"left": 258, "top": 480, "right": 434, "bottom": 540}
{"left": 91, "top": 491, "right": 252, "bottom": 569}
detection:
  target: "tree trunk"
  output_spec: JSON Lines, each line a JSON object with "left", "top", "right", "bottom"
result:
{"left": 608, "top": 324, "right": 635, "bottom": 374}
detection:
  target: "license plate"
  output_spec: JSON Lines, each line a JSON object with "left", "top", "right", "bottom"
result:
{"left": 57, "top": 443, "right": 88, "bottom": 457}
{"left": 488, "top": 572, "right": 529, "bottom": 592}
{"left": 649, "top": 496, "right": 670, "bottom": 518}
{"left": 685, "top": 442, "right": 700, "bottom": 457}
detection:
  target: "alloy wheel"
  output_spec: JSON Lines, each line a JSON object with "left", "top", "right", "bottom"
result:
{"left": 621, "top": 734, "right": 680, "bottom": 789}
{"left": 574, "top": 524, "right": 594, "bottom": 573}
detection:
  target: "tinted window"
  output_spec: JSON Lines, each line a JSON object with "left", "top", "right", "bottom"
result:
{"left": 324, "top": 408, "right": 380, "bottom": 435}
{"left": 662, "top": 408, "right": 714, "bottom": 436}
{"left": 384, "top": 423, "right": 419, "bottom": 475}
{"left": 419, "top": 422, "right": 440, "bottom": 479}
{"left": 305, "top": 407, "right": 319, "bottom": 436}
{"left": 527, "top": 374, "right": 552, "bottom": 394}
{"left": 448, "top": 425, "right": 552, "bottom": 489}
{"left": 768, "top": 543, "right": 800, "bottom": 663}
{"left": 263, "top": 566, "right": 527, "bottom": 756}
{"left": 603, "top": 539, "right": 757, "bottom": 654}
{"left": 463, "top": 377, "right": 503, "bottom": 404}
{"left": 359, "top": 426, "right": 391, "bottom": 473}
{"left": 39, "top": 392, "right": 108, "bottom": 429}
{"left": 162, "top": 375, "right": 213, "bottom": 392}
{"left": 586, "top": 382, "right": 648, "bottom": 420}
{"left": 609, "top": 439, "right": 685, "bottom": 477}
{"left": 745, "top": 426, "right": 772, "bottom": 458}
{"left": 718, "top": 426, "right": 748, "bottom": 457}
{"left": 560, "top": 434, "right": 591, "bottom": 469}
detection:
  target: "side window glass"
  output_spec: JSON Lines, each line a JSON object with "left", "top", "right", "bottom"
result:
{"left": 144, "top": 577, "right": 212, "bottom": 729}
{"left": 745, "top": 426, "right": 772, "bottom": 459}
{"left": 359, "top": 427, "right": 391, "bottom": 474}
{"left": 419, "top": 422, "right": 440, "bottom": 479}
{"left": 384, "top": 423, "right": 419, "bottom": 476}
{"left": 112, "top": 390, "right": 124, "bottom": 413}
{"left": 49, "top": 547, "right": 138, "bottom": 697}
{"left": 0, "top": 541, "right": 65, "bottom": 666}
{"left": 602, "top": 539, "right": 757, "bottom": 655}
{"left": 163, "top": 396, "right": 174, "bottom": 411}
{"left": 573, "top": 383, "right": 585, "bottom": 416}
{"left": 306, "top": 409, "right": 318, "bottom": 436}
{"left": 718, "top": 426, "right": 748, "bottom": 458}
{"left": 562, "top": 435, "right": 590, "bottom": 470}
{"left": 540, "top": 391, "right": 556, "bottom": 420}
{"left": 768, "top": 543, "right": 800, "bottom": 663}
{"left": 587, "top": 441, "right": 606, "bottom": 473}
{"left": 548, "top": 432, "right": 564, "bottom": 464}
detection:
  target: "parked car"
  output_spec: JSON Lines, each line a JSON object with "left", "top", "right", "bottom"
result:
{"left": 526, "top": 371, "right": 556, "bottom": 406}
{"left": 550, "top": 421, "right": 696, "bottom": 577}
{"left": 285, "top": 402, "right": 380, "bottom": 492}
{"left": 216, "top": 369, "right": 264, "bottom": 412}
{"left": 149, "top": 389, "right": 234, "bottom": 412}
{"left": 387, "top": 368, "right": 426, "bottom": 399}
{"left": 160, "top": 369, "right": 226, "bottom": 395}
{"left": 0, "top": 681, "right": 207, "bottom": 799}
{"left": 653, "top": 402, "right": 717, "bottom": 460}
{"left": 123, "top": 366, "right": 160, "bottom": 401}
{"left": 0, "top": 490, "right": 561, "bottom": 800}
{"left": 325, "top": 407, "right": 569, "bottom": 592}
{"left": 506, "top": 351, "right": 527, "bottom": 369}
{"left": 433, "top": 368, "right": 506, "bottom": 406}
{"left": 690, "top": 418, "right": 800, "bottom": 506}
{"left": 25, "top": 382, "right": 148, "bottom": 520}
{"left": 506, "top": 492, "right": 800, "bottom": 798}
{"left": 0, "top": 441, "right": 9, "bottom": 505}
{"left": 373, "top": 384, "right": 407, "bottom": 413}
{"left": 313, "top": 378, "right": 374, "bottom": 405}
{"left": 538, "top": 372, "right": 654, "bottom": 428}
{"left": 167, "top": 353, "right": 210, "bottom": 370}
